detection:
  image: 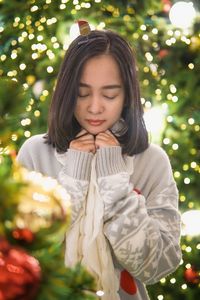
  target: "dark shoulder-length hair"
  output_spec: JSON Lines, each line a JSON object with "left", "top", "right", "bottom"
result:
{"left": 45, "top": 29, "right": 149, "bottom": 155}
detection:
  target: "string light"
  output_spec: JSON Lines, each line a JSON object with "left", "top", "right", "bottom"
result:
{"left": 96, "top": 290, "right": 104, "bottom": 297}
{"left": 183, "top": 164, "right": 189, "bottom": 171}
{"left": 33, "top": 80, "right": 44, "bottom": 97}
{"left": 47, "top": 66, "right": 53, "bottom": 73}
{"left": 181, "top": 209, "right": 200, "bottom": 237}
{"left": 174, "top": 171, "right": 180, "bottom": 178}
{"left": 30, "top": 5, "right": 39, "bottom": 12}
{"left": 181, "top": 124, "right": 187, "bottom": 130}
{"left": 140, "top": 24, "right": 146, "bottom": 31}
{"left": 188, "top": 118, "right": 195, "bottom": 125}
{"left": 32, "top": 53, "right": 39, "bottom": 59}
{"left": 142, "top": 34, "right": 149, "bottom": 41}
{"left": 19, "top": 63, "right": 26, "bottom": 70}
{"left": 172, "top": 143, "right": 179, "bottom": 150}
{"left": 152, "top": 28, "right": 158, "bottom": 34}
{"left": 123, "top": 15, "right": 131, "bottom": 22}
{"left": 144, "top": 106, "right": 165, "bottom": 142}
{"left": 163, "top": 138, "right": 170, "bottom": 145}
{"left": 143, "top": 79, "right": 149, "bottom": 86}
{"left": 21, "top": 118, "right": 31, "bottom": 126}
{"left": 167, "top": 116, "right": 173, "bottom": 123}
{"left": 190, "top": 162, "right": 197, "bottom": 168}
{"left": 60, "top": 4, "right": 66, "bottom": 9}
{"left": 24, "top": 131, "right": 31, "bottom": 138}
{"left": 184, "top": 178, "right": 190, "bottom": 184}
{"left": 160, "top": 278, "right": 166, "bottom": 284}
{"left": 11, "top": 134, "right": 18, "bottom": 141}
{"left": 171, "top": 95, "right": 178, "bottom": 102}
{"left": 188, "top": 63, "right": 194, "bottom": 69}
{"left": 75, "top": 4, "right": 81, "bottom": 10}
{"left": 145, "top": 52, "right": 153, "bottom": 62}
{"left": 29, "top": 33, "right": 35, "bottom": 40}
{"left": 169, "top": 2, "right": 196, "bottom": 29}
{"left": 96, "top": 22, "right": 106, "bottom": 30}
{"left": 181, "top": 284, "right": 187, "bottom": 290}
{"left": 11, "top": 52, "right": 17, "bottom": 59}
{"left": 34, "top": 110, "right": 41, "bottom": 117}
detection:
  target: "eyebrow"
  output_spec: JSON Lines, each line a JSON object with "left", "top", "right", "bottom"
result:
{"left": 79, "top": 82, "right": 122, "bottom": 90}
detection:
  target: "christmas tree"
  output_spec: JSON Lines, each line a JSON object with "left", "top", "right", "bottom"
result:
{"left": 0, "top": 154, "right": 97, "bottom": 300}
{"left": 0, "top": 0, "right": 200, "bottom": 299}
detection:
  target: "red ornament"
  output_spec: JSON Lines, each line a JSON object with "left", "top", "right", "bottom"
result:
{"left": 12, "top": 228, "right": 35, "bottom": 243}
{"left": 158, "top": 49, "right": 170, "bottom": 60}
{"left": 0, "top": 237, "right": 41, "bottom": 300}
{"left": 184, "top": 267, "right": 199, "bottom": 284}
{"left": 162, "top": 0, "right": 172, "bottom": 13}
{"left": 120, "top": 269, "right": 137, "bottom": 295}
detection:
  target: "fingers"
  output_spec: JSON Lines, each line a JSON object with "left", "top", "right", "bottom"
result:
{"left": 69, "top": 129, "right": 96, "bottom": 153}
{"left": 95, "top": 130, "right": 119, "bottom": 148}
{"left": 69, "top": 129, "right": 120, "bottom": 153}
{"left": 75, "top": 129, "right": 88, "bottom": 139}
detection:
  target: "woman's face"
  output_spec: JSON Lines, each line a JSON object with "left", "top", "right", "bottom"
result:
{"left": 74, "top": 54, "right": 125, "bottom": 135}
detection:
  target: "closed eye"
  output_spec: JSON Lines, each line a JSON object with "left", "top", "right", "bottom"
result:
{"left": 103, "top": 95, "right": 118, "bottom": 99}
{"left": 78, "top": 94, "right": 89, "bottom": 98}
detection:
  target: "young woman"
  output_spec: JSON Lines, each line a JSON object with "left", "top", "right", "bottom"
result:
{"left": 17, "top": 22, "right": 182, "bottom": 300}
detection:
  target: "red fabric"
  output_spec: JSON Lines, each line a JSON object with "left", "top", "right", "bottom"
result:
{"left": 133, "top": 188, "right": 141, "bottom": 194}
{"left": 120, "top": 189, "right": 140, "bottom": 295}
{"left": 120, "top": 270, "right": 137, "bottom": 295}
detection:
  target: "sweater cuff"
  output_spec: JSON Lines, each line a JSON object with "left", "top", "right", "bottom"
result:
{"left": 64, "top": 149, "right": 93, "bottom": 180}
{"left": 96, "top": 146, "right": 126, "bottom": 177}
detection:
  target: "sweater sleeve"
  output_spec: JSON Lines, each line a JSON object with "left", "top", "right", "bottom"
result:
{"left": 96, "top": 146, "right": 182, "bottom": 285}
{"left": 17, "top": 135, "right": 93, "bottom": 225}
{"left": 17, "top": 137, "right": 35, "bottom": 170}
{"left": 57, "top": 149, "right": 93, "bottom": 224}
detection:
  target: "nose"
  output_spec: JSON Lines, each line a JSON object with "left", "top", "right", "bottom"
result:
{"left": 87, "top": 94, "right": 104, "bottom": 114}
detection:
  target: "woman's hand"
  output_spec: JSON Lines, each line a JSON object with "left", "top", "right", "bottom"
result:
{"left": 95, "top": 130, "right": 119, "bottom": 149}
{"left": 69, "top": 129, "right": 96, "bottom": 154}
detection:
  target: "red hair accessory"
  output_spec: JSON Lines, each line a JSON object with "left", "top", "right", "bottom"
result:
{"left": 77, "top": 20, "right": 91, "bottom": 36}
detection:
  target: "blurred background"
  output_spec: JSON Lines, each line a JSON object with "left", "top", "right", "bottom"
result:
{"left": 0, "top": 0, "right": 200, "bottom": 299}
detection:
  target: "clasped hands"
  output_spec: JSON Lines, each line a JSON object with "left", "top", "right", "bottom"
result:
{"left": 69, "top": 129, "right": 119, "bottom": 154}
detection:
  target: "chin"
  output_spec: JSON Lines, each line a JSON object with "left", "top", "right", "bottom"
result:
{"left": 87, "top": 129, "right": 102, "bottom": 135}
{"left": 82, "top": 123, "right": 110, "bottom": 135}
{"left": 88, "top": 127, "right": 108, "bottom": 135}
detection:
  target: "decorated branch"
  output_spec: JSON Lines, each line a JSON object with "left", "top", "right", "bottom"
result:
{"left": 0, "top": 153, "right": 97, "bottom": 300}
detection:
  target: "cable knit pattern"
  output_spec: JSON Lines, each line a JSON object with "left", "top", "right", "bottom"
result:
{"left": 60, "top": 149, "right": 93, "bottom": 180}
{"left": 96, "top": 146, "right": 127, "bottom": 177}
{"left": 17, "top": 134, "right": 182, "bottom": 300}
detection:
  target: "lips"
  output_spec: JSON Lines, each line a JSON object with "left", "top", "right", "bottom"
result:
{"left": 86, "top": 119, "right": 105, "bottom": 126}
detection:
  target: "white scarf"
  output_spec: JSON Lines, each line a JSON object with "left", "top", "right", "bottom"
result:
{"left": 64, "top": 155, "right": 120, "bottom": 299}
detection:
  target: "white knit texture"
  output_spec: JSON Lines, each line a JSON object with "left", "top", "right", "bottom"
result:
{"left": 65, "top": 156, "right": 120, "bottom": 300}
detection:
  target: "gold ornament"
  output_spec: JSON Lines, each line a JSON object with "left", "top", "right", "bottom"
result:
{"left": 26, "top": 75, "right": 36, "bottom": 85}
{"left": 14, "top": 165, "right": 71, "bottom": 234}
{"left": 190, "top": 36, "right": 200, "bottom": 52}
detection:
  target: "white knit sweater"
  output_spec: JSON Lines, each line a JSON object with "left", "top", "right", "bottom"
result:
{"left": 17, "top": 134, "right": 182, "bottom": 300}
